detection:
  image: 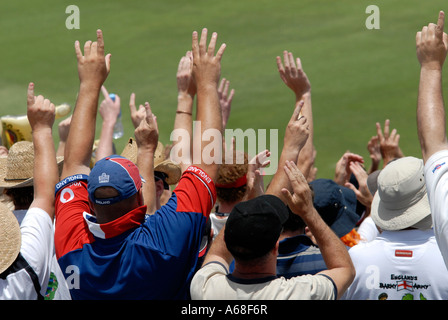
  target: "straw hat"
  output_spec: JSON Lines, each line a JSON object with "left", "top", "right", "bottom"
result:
{"left": 121, "top": 138, "right": 181, "bottom": 185}
{"left": 0, "top": 201, "right": 21, "bottom": 274}
{"left": 0, "top": 141, "right": 64, "bottom": 189}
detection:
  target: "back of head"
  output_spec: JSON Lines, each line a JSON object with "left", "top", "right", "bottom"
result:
{"left": 216, "top": 150, "right": 248, "bottom": 204}
{"left": 370, "top": 156, "right": 432, "bottom": 231}
{"left": 224, "top": 194, "right": 288, "bottom": 260}
{"left": 88, "top": 155, "right": 143, "bottom": 216}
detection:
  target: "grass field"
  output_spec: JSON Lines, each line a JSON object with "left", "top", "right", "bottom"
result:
{"left": 0, "top": 0, "right": 447, "bottom": 180}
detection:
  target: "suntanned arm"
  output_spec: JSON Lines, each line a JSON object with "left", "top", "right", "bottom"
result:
{"left": 281, "top": 160, "right": 355, "bottom": 299}
{"left": 266, "top": 101, "right": 309, "bottom": 203}
{"left": 27, "top": 83, "right": 59, "bottom": 220}
{"left": 173, "top": 51, "right": 195, "bottom": 172}
{"left": 276, "top": 51, "right": 314, "bottom": 179}
{"left": 201, "top": 225, "right": 233, "bottom": 268}
{"left": 135, "top": 102, "right": 158, "bottom": 214}
{"left": 191, "top": 29, "right": 226, "bottom": 180}
{"left": 95, "top": 86, "right": 121, "bottom": 162}
{"left": 416, "top": 11, "right": 448, "bottom": 163}
{"left": 60, "top": 30, "right": 111, "bottom": 179}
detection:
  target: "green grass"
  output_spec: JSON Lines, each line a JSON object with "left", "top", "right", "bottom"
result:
{"left": 0, "top": 0, "right": 447, "bottom": 180}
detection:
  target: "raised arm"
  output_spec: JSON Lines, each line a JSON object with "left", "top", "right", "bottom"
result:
{"left": 95, "top": 85, "right": 121, "bottom": 162}
{"left": 266, "top": 101, "right": 309, "bottom": 203}
{"left": 134, "top": 102, "right": 159, "bottom": 214}
{"left": 416, "top": 11, "right": 448, "bottom": 162}
{"left": 191, "top": 28, "right": 226, "bottom": 180}
{"left": 172, "top": 51, "right": 195, "bottom": 172}
{"left": 27, "top": 83, "right": 59, "bottom": 219}
{"left": 276, "top": 51, "right": 313, "bottom": 178}
{"left": 281, "top": 160, "right": 355, "bottom": 299}
{"left": 61, "top": 29, "right": 111, "bottom": 179}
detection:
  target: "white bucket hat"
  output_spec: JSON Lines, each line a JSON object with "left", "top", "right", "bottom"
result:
{"left": 370, "top": 156, "right": 432, "bottom": 231}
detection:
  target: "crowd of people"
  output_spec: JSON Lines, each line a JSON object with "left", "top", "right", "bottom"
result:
{"left": 1, "top": 10, "right": 448, "bottom": 301}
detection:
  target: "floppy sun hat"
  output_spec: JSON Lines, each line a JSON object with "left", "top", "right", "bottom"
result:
{"left": 0, "top": 201, "right": 21, "bottom": 274}
{"left": 0, "top": 141, "right": 63, "bottom": 189}
{"left": 370, "top": 156, "right": 432, "bottom": 231}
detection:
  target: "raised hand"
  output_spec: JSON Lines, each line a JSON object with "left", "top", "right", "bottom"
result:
{"left": 99, "top": 85, "right": 121, "bottom": 125}
{"left": 283, "top": 100, "right": 310, "bottom": 152}
{"left": 135, "top": 102, "right": 158, "bottom": 153}
{"left": 376, "top": 119, "right": 404, "bottom": 166}
{"left": 27, "top": 82, "right": 55, "bottom": 132}
{"left": 276, "top": 51, "right": 311, "bottom": 100}
{"left": 177, "top": 51, "right": 196, "bottom": 99}
{"left": 218, "top": 78, "right": 235, "bottom": 129}
{"left": 75, "top": 29, "right": 111, "bottom": 88}
{"left": 129, "top": 93, "right": 147, "bottom": 129}
{"left": 281, "top": 160, "right": 314, "bottom": 218}
{"left": 192, "top": 28, "right": 226, "bottom": 89}
{"left": 334, "top": 151, "right": 364, "bottom": 186}
{"left": 416, "top": 11, "right": 448, "bottom": 70}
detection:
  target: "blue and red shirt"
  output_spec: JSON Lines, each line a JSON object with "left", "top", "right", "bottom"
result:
{"left": 54, "top": 166, "right": 216, "bottom": 300}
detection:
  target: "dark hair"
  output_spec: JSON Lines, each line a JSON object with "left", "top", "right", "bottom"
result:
{"left": 4, "top": 186, "right": 34, "bottom": 209}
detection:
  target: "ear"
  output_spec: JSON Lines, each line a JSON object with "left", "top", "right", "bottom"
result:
{"left": 137, "top": 189, "right": 144, "bottom": 207}
{"left": 273, "top": 240, "right": 280, "bottom": 257}
{"left": 88, "top": 198, "right": 96, "bottom": 215}
{"left": 155, "top": 179, "right": 165, "bottom": 198}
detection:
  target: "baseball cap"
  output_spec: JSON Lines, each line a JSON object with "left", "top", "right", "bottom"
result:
{"left": 88, "top": 155, "right": 144, "bottom": 205}
{"left": 224, "top": 194, "right": 289, "bottom": 260}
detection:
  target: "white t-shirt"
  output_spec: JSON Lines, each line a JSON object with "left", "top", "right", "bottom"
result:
{"left": 341, "top": 229, "right": 448, "bottom": 300}
{"left": 423, "top": 150, "right": 448, "bottom": 269}
{"left": 357, "top": 216, "right": 379, "bottom": 242}
{"left": 1, "top": 207, "right": 53, "bottom": 299}
{"left": 12, "top": 209, "right": 71, "bottom": 300}
{"left": 190, "top": 261, "right": 336, "bottom": 300}
{"left": 209, "top": 213, "right": 228, "bottom": 240}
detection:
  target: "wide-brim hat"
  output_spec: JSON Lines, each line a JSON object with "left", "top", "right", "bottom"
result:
{"left": 0, "top": 141, "right": 64, "bottom": 189}
{"left": 370, "top": 156, "right": 432, "bottom": 231}
{"left": 121, "top": 138, "right": 181, "bottom": 185}
{"left": 0, "top": 201, "right": 21, "bottom": 274}
{"left": 309, "top": 178, "right": 360, "bottom": 238}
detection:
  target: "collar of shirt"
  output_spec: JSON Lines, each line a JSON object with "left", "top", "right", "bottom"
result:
{"left": 83, "top": 205, "right": 147, "bottom": 239}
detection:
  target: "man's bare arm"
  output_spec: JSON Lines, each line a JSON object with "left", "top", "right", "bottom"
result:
{"left": 416, "top": 11, "right": 448, "bottom": 162}
{"left": 61, "top": 30, "right": 111, "bottom": 179}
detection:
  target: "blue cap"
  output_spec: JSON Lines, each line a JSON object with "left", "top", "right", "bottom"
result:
{"left": 88, "top": 155, "right": 143, "bottom": 205}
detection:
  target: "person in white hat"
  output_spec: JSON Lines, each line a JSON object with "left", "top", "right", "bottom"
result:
{"left": 0, "top": 83, "right": 70, "bottom": 300}
{"left": 341, "top": 157, "right": 448, "bottom": 300}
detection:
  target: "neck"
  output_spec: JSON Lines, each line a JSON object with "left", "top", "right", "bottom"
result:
{"left": 232, "top": 254, "right": 277, "bottom": 279}
{"left": 217, "top": 201, "right": 239, "bottom": 214}
{"left": 278, "top": 228, "right": 305, "bottom": 241}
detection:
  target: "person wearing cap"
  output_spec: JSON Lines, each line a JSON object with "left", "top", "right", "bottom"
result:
{"left": 276, "top": 178, "right": 360, "bottom": 279}
{"left": 54, "top": 29, "right": 225, "bottom": 299}
{"left": 342, "top": 157, "right": 448, "bottom": 300}
{"left": 416, "top": 10, "right": 448, "bottom": 271}
{"left": 0, "top": 83, "right": 70, "bottom": 300}
{"left": 191, "top": 161, "right": 355, "bottom": 300}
